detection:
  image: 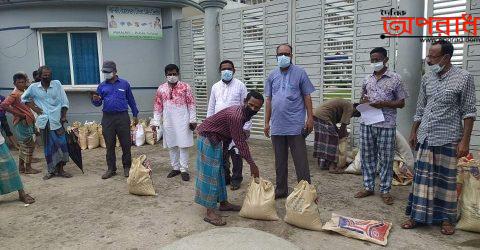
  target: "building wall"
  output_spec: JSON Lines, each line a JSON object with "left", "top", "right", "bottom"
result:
{"left": 0, "top": 4, "right": 182, "bottom": 123}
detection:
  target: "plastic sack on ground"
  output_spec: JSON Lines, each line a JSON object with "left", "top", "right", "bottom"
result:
{"left": 135, "top": 124, "right": 145, "bottom": 146}
{"left": 98, "top": 125, "right": 106, "bottom": 148}
{"left": 127, "top": 155, "right": 156, "bottom": 196}
{"left": 86, "top": 122, "right": 100, "bottom": 149}
{"left": 284, "top": 180, "right": 322, "bottom": 231}
{"left": 457, "top": 158, "right": 480, "bottom": 233}
{"left": 239, "top": 178, "right": 279, "bottom": 221}
{"left": 392, "top": 160, "right": 413, "bottom": 186}
{"left": 395, "top": 130, "right": 414, "bottom": 169}
{"left": 345, "top": 151, "right": 361, "bottom": 174}
{"left": 322, "top": 213, "right": 392, "bottom": 246}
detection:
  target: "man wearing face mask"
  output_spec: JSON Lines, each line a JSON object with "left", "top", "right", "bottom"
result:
{"left": 195, "top": 90, "right": 263, "bottom": 226}
{"left": 402, "top": 40, "right": 476, "bottom": 236}
{"left": 264, "top": 43, "right": 316, "bottom": 199}
{"left": 151, "top": 64, "right": 196, "bottom": 181}
{"left": 92, "top": 61, "right": 139, "bottom": 179}
{"left": 207, "top": 60, "right": 251, "bottom": 190}
{"left": 355, "top": 47, "right": 408, "bottom": 205}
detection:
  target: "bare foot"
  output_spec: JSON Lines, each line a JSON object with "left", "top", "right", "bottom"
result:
{"left": 219, "top": 202, "right": 241, "bottom": 211}
{"left": 19, "top": 193, "right": 35, "bottom": 204}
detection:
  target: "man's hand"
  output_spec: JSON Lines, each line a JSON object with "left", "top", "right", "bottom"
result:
{"left": 264, "top": 124, "right": 270, "bottom": 138}
{"left": 250, "top": 164, "right": 259, "bottom": 178}
{"left": 189, "top": 123, "right": 197, "bottom": 131}
{"left": 32, "top": 106, "right": 43, "bottom": 115}
{"left": 409, "top": 132, "right": 418, "bottom": 149}
{"left": 360, "top": 95, "right": 369, "bottom": 104}
{"left": 244, "top": 130, "right": 251, "bottom": 139}
{"left": 132, "top": 117, "right": 139, "bottom": 126}
{"left": 305, "top": 117, "right": 314, "bottom": 134}
{"left": 91, "top": 93, "right": 101, "bottom": 102}
{"left": 457, "top": 138, "right": 470, "bottom": 158}
{"left": 60, "top": 116, "right": 67, "bottom": 125}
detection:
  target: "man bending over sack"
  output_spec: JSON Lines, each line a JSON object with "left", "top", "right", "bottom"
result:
{"left": 313, "top": 99, "right": 360, "bottom": 173}
{"left": 195, "top": 90, "right": 263, "bottom": 226}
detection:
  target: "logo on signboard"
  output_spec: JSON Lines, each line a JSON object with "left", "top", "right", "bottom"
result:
{"left": 107, "top": 6, "right": 162, "bottom": 40}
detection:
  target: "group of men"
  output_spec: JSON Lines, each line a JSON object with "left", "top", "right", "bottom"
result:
{"left": 0, "top": 39, "right": 475, "bottom": 235}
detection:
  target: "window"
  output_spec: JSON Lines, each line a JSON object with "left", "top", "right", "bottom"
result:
{"left": 39, "top": 31, "right": 102, "bottom": 86}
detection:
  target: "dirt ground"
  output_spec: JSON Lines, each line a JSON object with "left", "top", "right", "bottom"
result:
{"left": 1, "top": 139, "right": 479, "bottom": 249}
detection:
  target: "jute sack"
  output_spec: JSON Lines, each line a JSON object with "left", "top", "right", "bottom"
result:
{"left": 127, "top": 155, "right": 156, "bottom": 196}
{"left": 145, "top": 125, "right": 156, "bottom": 145}
{"left": 239, "top": 178, "right": 279, "bottom": 221}
{"left": 284, "top": 180, "right": 322, "bottom": 231}
{"left": 337, "top": 137, "right": 348, "bottom": 169}
{"left": 457, "top": 161, "right": 480, "bottom": 233}
{"left": 78, "top": 126, "right": 88, "bottom": 150}
{"left": 98, "top": 125, "right": 106, "bottom": 148}
{"left": 323, "top": 213, "right": 392, "bottom": 246}
{"left": 86, "top": 123, "right": 100, "bottom": 149}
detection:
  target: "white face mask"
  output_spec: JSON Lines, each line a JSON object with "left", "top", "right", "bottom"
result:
{"left": 427, "top": 55, "right": 446, "bottom": 74}
{"left": 103, "top": 72, "right": 114, "bottom": 80}
{"left": 371, "top": 62, "right": 384, "bottom": 72}
{"left": 167, "top": 75, "right": 178, "bottom": 84}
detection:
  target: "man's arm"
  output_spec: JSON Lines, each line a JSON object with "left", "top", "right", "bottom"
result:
{"left": 264, "top": 97, "right": 272, "bottom": 138}
{"left": 185, "top": 84, "right": 197, "bottom": 129}
{"left": 304, "top": 94, "right": 314, "bottom": 134}
{"left": 0, "top": 94, "right": 26, "bottom": 118}
{"left": 206, "top": 86, "right": 216, "bottom": 117}
{"left": 409, "top": 78, "right": 427, "bottom": 148}
{"left": 230, "top": 120, "right": 259, "bottom": 177}
{"left": 457, "top": 74, "right": 477, "bottom": 158}
{"left": 126, "top": 83, "right": 139, "bottom": 118}
{"left": 370, "top": 99, "right": 405, "bottom": 109}
{"left": 151, "top": 88, "right": 163, "bottom": 127}
{"left": 91, "top": 85, "right": 103, "bottom": 107}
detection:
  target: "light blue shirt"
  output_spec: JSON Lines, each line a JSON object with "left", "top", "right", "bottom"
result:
{"left": 264, "top": 64, "right": 315, "bottom": 135}
{"left": 21, "top": 80, "right": 69, "bottom": 130}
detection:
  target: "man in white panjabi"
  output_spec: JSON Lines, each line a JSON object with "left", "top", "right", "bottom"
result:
{"left": 207, "top": 60, "right": 251, "bottom": 190}
{"left": 151, "top": 64, "right": 196, "bottom": 181}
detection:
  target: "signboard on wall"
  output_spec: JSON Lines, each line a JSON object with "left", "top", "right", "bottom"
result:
{"left": 107, "top": 6, "right": 162, "bottom": 40}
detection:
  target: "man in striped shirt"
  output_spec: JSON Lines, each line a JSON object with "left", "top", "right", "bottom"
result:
{"left": 195, "top": 90, "right": 263, "bottom": 226}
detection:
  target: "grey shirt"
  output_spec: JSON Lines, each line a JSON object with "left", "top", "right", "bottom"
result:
{"left": 414, "top": 66, "right": 476, "bottom": 146}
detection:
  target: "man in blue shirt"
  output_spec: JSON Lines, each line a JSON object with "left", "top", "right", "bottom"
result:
{"left": 92, "top": 61, "right": 139, "bottom": 179}
{"left": 22, "top": 66, "right": 71, "bottom": 180}
{"left": 264, "top": 44, "right": 316, "bottom": 199}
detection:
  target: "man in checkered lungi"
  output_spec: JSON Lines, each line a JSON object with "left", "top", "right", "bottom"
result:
{"left": 354, "top": 47, "right": 408, "bottom": 205}
{"left": 401, "top": 40, "right": 476, "bottom": 235}
{"left": 313, "top": 99, "right": 360, "bottom": 173}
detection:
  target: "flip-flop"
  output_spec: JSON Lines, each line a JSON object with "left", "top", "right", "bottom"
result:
{"left": 203, "top": 217, "right": 226, "bottom": 226}
{"left": 354, "top": 190, "right": 374, "bottom": 198}
{"left": 401, "top": 219, "right": 417, "bottom": 229}
{"left": 381, "top": 194, "right": 394, "bottom": 205}
{"left": 20, "top": 194, "right": 35, "bottom": 204}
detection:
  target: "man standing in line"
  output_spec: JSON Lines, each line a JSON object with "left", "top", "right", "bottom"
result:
{"left": 151, "top": 64, "right": 196, "bottom": 182}
{"left": 402, "top": 40, "right": 476, "bottom": 235}
{"left": 22, "top": 66, "right": 71, "bottom": 180}
{"left": 207, "top": 60, "right": 251, "bottom": 190}
{"left": 354, "top": 47, "right": 408, "bottom": 205}
{"left": 195, "top": 91, "right": 263, "bottom": 226}
{"left": 92, "top": 61, "right": 139, "bottom": 179}
{"left": 264, "top": 43, "right": 316, "bottom": 199}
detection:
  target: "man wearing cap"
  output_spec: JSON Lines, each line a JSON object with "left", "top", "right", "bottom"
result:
{"left": 92, "top": 61, "right": 139, "bottom": 179}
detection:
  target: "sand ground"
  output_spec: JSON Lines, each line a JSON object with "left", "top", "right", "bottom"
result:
{"left": 1, "top": 139, "right": 479, "bottom": 249}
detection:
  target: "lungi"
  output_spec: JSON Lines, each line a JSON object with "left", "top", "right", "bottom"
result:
{"left": 41, "top": 124, "right": 69, "bottom": 174}
{"left": 14, "top": 121, "right": 35, "bottom": 164}
{"left": 0, "top": 143, "right": 24, "bottom": 195}
{"left": 313, "top": 117, "right": 339, "bottom": 166}
{"left": 406, "top": 142, "right": 458, "bottom": 224}
{"left": 194, "top": 136, "right": 227, "bottom": 209}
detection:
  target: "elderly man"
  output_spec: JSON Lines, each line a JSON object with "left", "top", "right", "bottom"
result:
{"left": 195, "top": 91, "right": 263, "bottom": 226}
{"left": 207, "top": 60, "right": 251, "bottom": 190}
{"left": 313, "top": 99, "right": 360, "bottom": 173}
{"left": 355, "top": 47, "right": 408, "bottom": 205}
{"left": 402, "top": 40, "right": 476, "bottom": 235}
{"left": 264, "top": 43, "right": 316, "bottom": 199}
{"left": 92, "top": 61, "right": 139, "bottom": 179}
{"left": 22, "top": 66, "right": 71, "bottom": 180}
{"left": 151, "top": 64, "right": 196, "bottom": 182}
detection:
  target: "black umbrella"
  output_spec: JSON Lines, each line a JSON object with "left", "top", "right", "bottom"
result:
{"left": 66, "top": 129, "right": 84, "bottom": 173}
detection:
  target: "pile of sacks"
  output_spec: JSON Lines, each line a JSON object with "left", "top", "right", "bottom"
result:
{"left": 130, "top": 118, "right": 162, "bottom": 147}
{"left": 71, "top": 121, "right": 106, "bottom": 150}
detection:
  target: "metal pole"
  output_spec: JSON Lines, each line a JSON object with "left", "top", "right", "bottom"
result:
{"left": 395, "top": 0, "right": 424, "bottom": 138}
{"left": 199, "top": 0, "right": 227, "bottom": 98}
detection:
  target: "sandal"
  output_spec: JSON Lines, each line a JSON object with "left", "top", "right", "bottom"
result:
{"left": 381, "top": 193, "right": 394, "bottom": 205}
{"left": 219, "top": 203, "right": 241, "bottom": 212}
{"left": 354, "top": 190, "right": 374, "bottom": 198}
{"left": 43, "top": 173, "right": 55, "bottom": 180}
{"left": 20, "top": 194, "right": 35, "bottom": 204}
{"left": 57, "top": 171, "right": 72, "bottom": 178}
{"left": 401, "top": 219, "right": 417, "bottom": 229}
{"left": 441, "top": 222, "right": 455, "bottom": 235}
{"left": 203, "top": 217, "right": 226, "bottom": 226}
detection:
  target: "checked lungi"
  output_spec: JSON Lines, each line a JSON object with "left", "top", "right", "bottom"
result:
{"left": 194, "top": 136, "right": 227, "bottom": 209}
{"left": 13, "top": 121, "right": 36, "bottom": 164}
{"left": 360, "top": 124, "right": 396, "bottom": 194}
{"left": 406, "top": 142, "right": 458, "bottom": 224}
{"left": 0, "top": 143, "right": 24, "bottom": 195}
{"left": 41, "top": 123, "right": 69, "bottom": 174}
{"left": 313, "top": 117, "right": 339, "bottom": 169}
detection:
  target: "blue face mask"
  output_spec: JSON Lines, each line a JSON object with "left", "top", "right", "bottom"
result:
{"left": 277, "top": 55, "right": 291, "bottom": 68}
{"left": 221, "top": 70, "right": 233, "bottom": 82}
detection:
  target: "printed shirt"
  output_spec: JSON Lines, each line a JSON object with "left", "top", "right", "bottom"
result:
{"left": 197, "top": 105, "right": 255, "bottom": 167}
{"left": 207, "top": 78, "right": 252, "bottom": 130}
{"left": 21, "top": 80, "right": 69, "bottom": 130}
{"left": 0, "top": 95, "right": 5, "bottom": 117}
{"left": 92, "top": 77, "right": 139, "bottom": 117}
{"left": 0, "top": 88, "right": 35, "bottom": 125}
{"left": 414, "top": 66, "right": 476, "bottom": 146}
{"left": 152, "top": 81, "right": 196, "bottom": 126}
{"left": 361, "top": 69, "right": 408, "bottom": 128}
{"left": 264, "top": 64, "right": 316, "bottom": 135}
